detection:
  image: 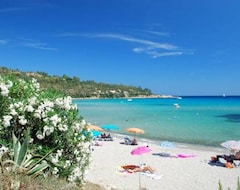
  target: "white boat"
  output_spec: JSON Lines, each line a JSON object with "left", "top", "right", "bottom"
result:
{"left": 174, "top": 103, "right": 180, "bottom": 108}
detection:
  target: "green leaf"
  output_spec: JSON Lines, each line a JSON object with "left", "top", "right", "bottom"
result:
{"left": 13, "top": 139, "right": 21, "bottom": 164}
{"left": 17, "top": 134, "right": 29, "bottom": 166}
{"left": 27, "top": 161, "right": 49, "bottom": 176}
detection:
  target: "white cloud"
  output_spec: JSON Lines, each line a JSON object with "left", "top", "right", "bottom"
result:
{"left": 18, "top": 38, "right": 57, "bottom": 51}
{"left": 132, "top": 47, "right": 145, "bottom": 53}
{"left": 149, "top": 51, "right": 183, "bottom": 58}
{"left": 145, "top": 30, "right": 170, "bottom": 37}
{"left": 23, "top": 42, "right": 57, "bottom": 51}
{"left": 93, "top": 33, "right": 177, "bottom": 50}
{"left": 60, "top": 32, "right": 192, "bottom": 58}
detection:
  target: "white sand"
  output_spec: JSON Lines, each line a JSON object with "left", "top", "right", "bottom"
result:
{"left": 86, "top": 134, "right": 240, "bottom": 190}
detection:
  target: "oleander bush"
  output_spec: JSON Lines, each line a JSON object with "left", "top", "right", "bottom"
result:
{"left": 0, "top": 75, "right": 93, "bottom": 189}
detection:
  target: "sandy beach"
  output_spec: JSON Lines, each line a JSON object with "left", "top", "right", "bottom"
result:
{"left": 86, "top": 134, "right": 240, "bottom": 190}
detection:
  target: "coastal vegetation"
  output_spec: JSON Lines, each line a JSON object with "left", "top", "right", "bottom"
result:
{"left": 0, "top": 66, "right": 152, "bottom": 189}
{"left": 0, "top": 67, "right": 152, "bottom": 98}
{"left": 0, "top": 75, "right": 93, "bottom": 189}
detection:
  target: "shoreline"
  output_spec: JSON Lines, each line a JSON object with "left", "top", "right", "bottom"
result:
{"left": 86, "top": 133, "right": 240, "bottom": 190}
{"left": 72, "top": 94, "right": 180, "bottom": 100}
{"left": 112, "top": 133, "right": 226, "bottom": 153}
{"left": 105, "top": 131, "right": 225, "bottom": 149}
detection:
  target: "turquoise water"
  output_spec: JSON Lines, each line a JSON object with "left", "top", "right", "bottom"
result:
{"left": 74, "top": 96, "right": 240, "bottom": 147}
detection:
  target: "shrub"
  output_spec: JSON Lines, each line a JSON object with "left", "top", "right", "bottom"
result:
{"left": 0, "top": 75, "right": 93, "bottom": 186}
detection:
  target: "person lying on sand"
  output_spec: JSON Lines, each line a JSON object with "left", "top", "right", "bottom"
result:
{"left": 121, "top": 164, "right": 154, "bottom": 173}
{"left": 211, "top": 151, "right": 240, "bottom": 168}
{"left": 211, "top": 151, "right": 240, "bottom": 162}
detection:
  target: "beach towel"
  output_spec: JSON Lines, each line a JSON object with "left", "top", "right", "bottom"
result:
{"left": 117, "top": 166, "right": 162, "bottom": 179}
{"left": 139, "top": 171, "right": 163, "bottom": 180}
{"left": 116, "top": 166, "right": 133, "bottom": 176}
{"left": 177, "top": 153, "right": 196, "bottom": 158}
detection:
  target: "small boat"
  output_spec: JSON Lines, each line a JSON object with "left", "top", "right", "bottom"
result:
{"left": 174, "top": 103, "right": 180, "bottom": 108}
{"left": 127, "top": 98, "right": 132, "bottom": 102}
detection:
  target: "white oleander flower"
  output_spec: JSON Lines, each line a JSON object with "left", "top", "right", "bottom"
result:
{"left": 34, "top": 110, "right": 41, "bottom": 119}
{"left": 64, "top": 160, "right": 71, "bottom": 168}
{"left": 10, "top": 108, "right": 17, "bottom": 116}
{"left": 43, "top": 125, "right": 54, "bottom": 136}
{"left": 50, "top": 115, "right": 61, "bottom": 126}
{"left": 72, "top": 123, "right": 81, "bottom": 131}
{"left": 28, "top": 97, "right": 37, "bottom": 105}
{"left": 25, "top": 105, "right": 34, "bottom": 112}
{"left": 52, "top": 167, "right": 59, "bottom": 176}
{"left": 2, "top": 115, "right": 12, "bottom": 127}
{"left": 51, "top": 155, "right": 59, "bottom": 164}
{"left": 58, "top": 124, "right": 68, "bottom": 131}
{"left": 19, "top": 116, "right": 27, "bottom": 125}
{"left": 31, "top": 78, "right": 40, "bottom": 91}
{"left": 56, "top": 149, "right": 63, "bottom": 157}
{"left": 36, "top": 131, "right": 45, "bottom": 140}
{"left": 0, "top": 82, "right": 10, "bottom": 96}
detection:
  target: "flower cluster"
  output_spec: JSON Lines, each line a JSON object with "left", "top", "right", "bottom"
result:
{"left": 0, "top": 75, "right": 93, "bottom": 185}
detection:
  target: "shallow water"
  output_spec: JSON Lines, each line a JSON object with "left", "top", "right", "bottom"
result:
{"left": 74, "top": 96, "right": 240, "bottom": 147}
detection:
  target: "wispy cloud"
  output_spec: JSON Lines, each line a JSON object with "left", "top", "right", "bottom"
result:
{"left": 59, "top": 32, "right": 192, "bottom": 58}
{"left": 133, "top": 47, "right": 183, "bottom": 58}
{"left": 18, "top": 38, "right": 57, "bottom": 51}
{"left": 144, "top": 30, "right": 170, "bottom": 37}
{"left": 93, "top": 33, "right": 177, "bottom": 50}
{"left": 147, "top": 51, "right": 183, "bottom": 58}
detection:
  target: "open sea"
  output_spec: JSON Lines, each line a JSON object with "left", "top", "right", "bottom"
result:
{"left": 74, "top": 96, "right": 240, "bottom": 147}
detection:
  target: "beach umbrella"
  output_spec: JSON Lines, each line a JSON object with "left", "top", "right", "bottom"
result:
{"left": 83, "top": 130, "right": 101, "bottom": 138}
{"left": 220, "top": 140, "right": 240, "bottom": 152}
{"left": 130, "top": 146, "right": 152, "bottom": 189}
{"left": 159, "top": 141, "right": 176, "bottom": 149}
{"left": 126, "top": 127, "right": 144, "bottom": 141}
{"left": 91, "top": 130, "right": 101, "bottom": 137}
{"left": 126, "top": 127, "right": 144, "bottom": 134}
{"left": 86, "top": 124, "right": 103, "bottom": 132}
{"left": 159, "top": 141, "right": 176, "bottom": 157}
{"left": 126, "top": 127, "right": 144, "bottom": 140}
{"left": 101, "top": 124, "right": 119, "bottom": 131}
{"left": 101, "top": 124, "right": 119, "bottom": 138}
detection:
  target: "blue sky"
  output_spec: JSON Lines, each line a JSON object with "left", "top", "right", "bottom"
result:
{"left": 1, "top": 0, "right": 240, "bottom": 96}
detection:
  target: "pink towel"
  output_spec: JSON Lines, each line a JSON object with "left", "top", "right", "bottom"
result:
{"left": 177, "top": 153, "right": 196, "bottom": 158}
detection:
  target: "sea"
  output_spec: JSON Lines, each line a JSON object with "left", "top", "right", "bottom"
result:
{"left": 74, "top": 96, "right": 240, "bottom": 147}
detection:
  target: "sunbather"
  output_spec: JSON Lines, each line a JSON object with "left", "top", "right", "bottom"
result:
{"left": 124, "top": 137, "right": 138, "bottom": 145}
{"left": 211, "top": 151, "right": 240, "bottom": 168}
{"left": 211, "top": 151, "right": 240, "bottom": 163}
{"left": 121, "top": 164, "right": 154, "bottom": 173}
{"left": 131, "top": 138, "right": 138, "bottom": 145}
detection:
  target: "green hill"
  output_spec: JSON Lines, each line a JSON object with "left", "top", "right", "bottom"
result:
{"left": 0, "top": 67, "right": 153, "bottom": 98}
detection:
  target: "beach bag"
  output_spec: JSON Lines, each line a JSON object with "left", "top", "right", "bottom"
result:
{"left": 225, "top": 162, "right": 234, "bottom": 168}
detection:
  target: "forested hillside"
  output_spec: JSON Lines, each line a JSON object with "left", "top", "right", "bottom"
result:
{"left": 0, "top": 67, "right": 153, "bottom": 98}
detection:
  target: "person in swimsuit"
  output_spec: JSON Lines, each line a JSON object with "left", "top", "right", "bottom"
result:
{"left": 121, "top": 163, "right": 154, "bottom": 173}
